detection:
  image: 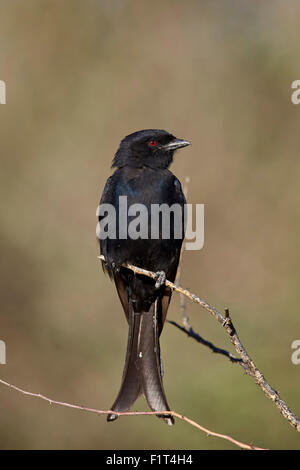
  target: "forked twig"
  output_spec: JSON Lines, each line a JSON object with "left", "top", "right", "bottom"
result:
{"left": 1, "top": 251, "right": 297, "bottom": 450}
{"left": 167, "top": 320, "right": 242, "bottom": 364}
{"left": 98, "top": 255, "right": 300, "bottom": 433}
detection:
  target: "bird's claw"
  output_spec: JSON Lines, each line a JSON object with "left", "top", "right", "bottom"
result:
{"left": 155, "top": 270, "right": 166, "bottom": 289}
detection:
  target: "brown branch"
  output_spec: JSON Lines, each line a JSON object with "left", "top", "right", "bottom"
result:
{"left": 172, "top": 198, "right": 242, "bottom": 365}
{"left": 98, "top": 255, "right": 300, "bottom": 433}
{"left": 175, "top": 176, "right": 191, "bottom": 330}
{"left": 0, "top": 378, "right": 266, "bottom": 450}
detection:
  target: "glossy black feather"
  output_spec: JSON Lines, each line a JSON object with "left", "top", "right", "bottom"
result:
{"left": 98, "top": 129, "right": 190, "bottom": 424}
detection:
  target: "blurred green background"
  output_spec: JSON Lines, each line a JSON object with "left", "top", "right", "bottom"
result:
{"left": 0, "top": 0, "right": 300, "bottom": 450}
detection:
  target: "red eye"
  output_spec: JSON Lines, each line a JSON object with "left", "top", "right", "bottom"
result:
{"left": 149, "top": 140, "right": 157, "bottom": 147}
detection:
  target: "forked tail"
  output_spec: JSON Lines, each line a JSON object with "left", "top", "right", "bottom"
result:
{"left": 107, "top": 301, "right": 174, "bottom": 425}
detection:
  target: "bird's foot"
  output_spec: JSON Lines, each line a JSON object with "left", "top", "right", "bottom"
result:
{"left": 107, "top": 412, "right": 119, "bottom": 422}
{"left": 154, "top": 270, "right": 166, "bottom": 289}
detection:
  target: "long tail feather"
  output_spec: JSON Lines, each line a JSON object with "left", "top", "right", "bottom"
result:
{"left": 107, "top": 307, "right": 142, "bottom": 421}
{"left": 138, "top": 303, "right": 174, "bottom": 425}
{"left": 107, "top": 301, "right": 174, "bottom": 425}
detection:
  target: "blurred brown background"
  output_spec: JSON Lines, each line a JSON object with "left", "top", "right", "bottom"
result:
{"left": 0, "top": 0, "right": 300, "bottom": 450}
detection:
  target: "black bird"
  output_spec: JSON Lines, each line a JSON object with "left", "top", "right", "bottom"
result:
{"left": 98, "top": 129, "right": 190, "bottom": 425}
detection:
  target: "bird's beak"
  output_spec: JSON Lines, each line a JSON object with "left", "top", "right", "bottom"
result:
{"left": 161, "top": 139, "right": 191, "bottom": 151}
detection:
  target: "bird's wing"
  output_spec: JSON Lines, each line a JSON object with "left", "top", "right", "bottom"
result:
{"left": 114, "top": 271, "right": 129, "bottom": 322}
{"left": 98, "top": 175, "right": 115, "bottom": 275}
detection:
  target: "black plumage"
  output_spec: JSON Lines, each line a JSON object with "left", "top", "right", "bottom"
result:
{"left": 98, "top": 129, "right": 190, "bottom": 425}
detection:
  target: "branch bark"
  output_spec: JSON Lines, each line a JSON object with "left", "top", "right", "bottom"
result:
{"left": 0, "top": 378, "right": 266, "bottom": 450}
{"left": 0, "top": 253, "right": 296, "bottom": 450}
{"left": 98, "top": 255, "right": 300, "bottom": 433}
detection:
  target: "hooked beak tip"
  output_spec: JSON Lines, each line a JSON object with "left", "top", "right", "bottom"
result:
{"left": 162, "top": 139, "right": 191, "bottom": 151}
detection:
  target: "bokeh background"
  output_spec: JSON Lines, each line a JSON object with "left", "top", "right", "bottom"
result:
{"left": 0, "top": 0, "right": 300, "bottom": 450}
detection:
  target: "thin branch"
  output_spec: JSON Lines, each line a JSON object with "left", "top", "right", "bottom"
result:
{"left": 172, "top": 192, "right": 242, "bottom": 365}
{"left": 167, "top": 320, "right": 243, "bottom": 364}
{"left": 175, "top": 176, "right": 191, "bottom": 329}
{"left": 98, "top": 255, "right": 300, "bottom": 433}
{"left": 0, "top": 378, "right": 266, "bottom": 450}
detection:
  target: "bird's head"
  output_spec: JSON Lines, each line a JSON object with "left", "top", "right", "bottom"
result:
{"left": 112, "top": 129, "right": 191, "bottom": 170}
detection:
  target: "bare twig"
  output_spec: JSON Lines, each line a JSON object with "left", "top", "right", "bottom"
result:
{"left": 175, "top": 176, "right": 191, "bottom": 329}
{"left": 0, "top": 378, "right": 266, "bottom": 450}
{"left": 167, "top": 320, "right": 243, "bottom": 364}
{"left": 172, "top": 187, "right": 241, "bottom": 364}
{"left": 173, "top": 211, "right": 243, "bottom": 364}
{"left": 98, "top": 255, "right": 300, "bottom": 433}
{"left": 173, "top": 181, "right": 241, "bottom": 363}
